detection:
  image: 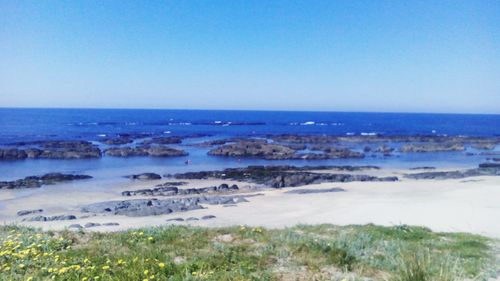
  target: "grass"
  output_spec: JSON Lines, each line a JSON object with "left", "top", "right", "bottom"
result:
{"left": 0, "top": 224, "right": 498, "bottom": 281}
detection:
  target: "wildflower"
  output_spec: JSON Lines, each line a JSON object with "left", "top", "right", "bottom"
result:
{"left": 158, "top": 262, "right": 165, "bottom": 268}
{"left": 102, "top": 265, "right": 110, "bottom": 270}
{"left": 18, "top": 263, "right": 25, "bottom": 269}
{"left": 144, "top": 269, "right": 149, "bottom": 275}
{"left": 148, "top": 236, "right": 154, "bottom": 241}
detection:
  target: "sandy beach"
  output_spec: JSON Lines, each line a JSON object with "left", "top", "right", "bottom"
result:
{"left": 2, "top": 167, "right": 499, "bottom": 239}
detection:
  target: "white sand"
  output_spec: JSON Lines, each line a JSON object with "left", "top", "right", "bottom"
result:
{"left": 1, "top": 169, "right": 499, "bottom": 238}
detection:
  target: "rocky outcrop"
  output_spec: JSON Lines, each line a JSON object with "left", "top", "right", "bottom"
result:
{"left": 208, "top": 141, "right": 363, "bottom": 160}
{"left": 81, "top": 195, "right": 250, "bottom": 217}
{"left": 101, "top": 137, "right": 133, "bottom": 145}
{"left": 105, "top": 145, "right": 187, "bottom": 157}
{"left": 125, "top": 173, "right": 162, "bottom": 180}
{"left": 23, "top": 215, "right": 77, "bottom": 222}
{"left": 0, "top": 173, "right": 92, "bottom": 190}
{"left": 399, "top": 143, "right": 465, "bottom": 153}
{"left": 122, "top": 183, "right": 239, "bottom": 197}
{"left": 285, "top": 187, "right": 345, "bottom": 194}
{"left": 140, "top": 137, "right": 183, "bottom": 145}
{"left": 170, "top": 165, "right": 396, "bottom": 188}
{"left": 208, "top": 141, "right": 296, "bottom": 159}
{"left": 17, "top": 209, "right": 43, "bottom": 216}
{"left": 0, "top": 140, "right": 102, "bottom": 160}
{"left": 405, "top": 164, "right": 500, "bottom": 180}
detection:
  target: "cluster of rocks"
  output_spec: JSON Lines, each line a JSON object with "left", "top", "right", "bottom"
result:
{"left": 81, "top": 195, "right": 251, "bottom": 217}
{"left": 0, "top": 140, "right": 102, "bottom": 160}
{"left": 122, "top": 183, "right": 239, "bottom": 197}
{"left": 17, "top": 209, "right": 44, "bottom": 216}
{"left": 23, "top": 215, "right": 77, "bottom": 222}
{"left": 208, "top": 141, "right": 363, "bottom": 160}
{"left": 140, "top": 136, "right": 183, "bottom": 145}
{"left": 104, "top": 145, "right": 187, "bottom": 157}
{"left": 170, "top": 165, "right": 397, "bottom": 188}
{"left": 405, "top": 163, "right": 500, "bottom": 180}
{"left": 0, "top": 173, "right": 92, "bottom": 190}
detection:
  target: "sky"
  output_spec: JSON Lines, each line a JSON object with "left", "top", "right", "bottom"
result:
{"left": 0, "top": 1, "right": 499, "bottom": 114}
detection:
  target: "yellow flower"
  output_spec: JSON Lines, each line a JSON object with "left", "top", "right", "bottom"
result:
{"left": 18, "top": 263, "right": 25, "bottom": 269}
{"left": 102, "top": 265, "right": 110, "bottom": 270}
{"left": 158, "top": 262, "right": 165, "bottom": 268}
{"left": 144, "top": 269, "right": 149, "bottom": 275}
{"left": 27, "top": 277, "right": 33, "bottom": 281}
{"left": 148, "top": 236, "right": 154, "bottom": 241}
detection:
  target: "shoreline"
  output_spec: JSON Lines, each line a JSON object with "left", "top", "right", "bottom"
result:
{"left": 2, "top": 165, "right": 500, "bottom": 239}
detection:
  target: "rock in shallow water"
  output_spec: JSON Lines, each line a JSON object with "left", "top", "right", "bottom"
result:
{"left": 125, "top": 173, "right": 162, "bottom": 180}
{"left": 17, "top": 209, "right": 44, "bottom": 216}
{"left": 81, "top": 195, "right": 251, "bottom": 217}
{"left": 24, "top": 215, "right": 77, "bottom": 222}
{"left": 0, "top": 173, "right": 92, "bottom": 190}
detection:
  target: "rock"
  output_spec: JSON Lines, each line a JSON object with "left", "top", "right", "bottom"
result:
{"left": 81, "top": 195, "right": 251, "bottom": 217}
{"left": 0, "top": 140, "right": 102, "bottom": 160}
{"left": 399, "top": 143, "right": 465, "bottom": 153}
{"left": 201, "top": 215, "right": 216, "bottom": 220}
{"left": 68, "top": 224, "right": 83, "bottom": 229}
{"left": 0, "top": 173, "right": 92, "bottom": 190}
{"left": 141, "top": 137, "right": 183, "bottom": 145}
{"left": 24, "top": 215, "right": 77, "bottom": 222}
{"left": 122, "top": 183, "right": 239, "bottom": 197}
{"left": 17, "top": 209, "right": 43, "bottom": 216}
{"left": 285, "top": 187, "right": 345, "bottom": 194}
{"left": 186, "top": 217, "right": 199, "bottom": 221}
{"left": 103, "top": 222, "right": 120, "bottom": 226}
{"left": 84, "top": 222, "right": 101, "bottom": 228}
{"left": 105, "top": 145, "right": 187, "bottom": 157}
{"left": 493, "top": 158, "right": 500, "bottom": 162}
{"left": 166, "top": 218, "right": 184, "bottom": 222}
{"left": 405, "top": 164, "right": 500, "bottom": 180}
{"left": 478, "top": 163, "right": 500, "bottom": 168}
{"left": 209, "top": 141, "right": 364, "bottom": 160}
{"left": 126, "top": 173, "right": 162, "bottom": 180}
{"left": 170, "top": 165, "right": 397, "bottom": 188}
{"left": 409, "top": 166, "right": 436, "bottom": 170}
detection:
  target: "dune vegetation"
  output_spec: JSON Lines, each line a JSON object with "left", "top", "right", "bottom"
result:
{"left": 0, "top": 224, "right": 498, "bottom": 281}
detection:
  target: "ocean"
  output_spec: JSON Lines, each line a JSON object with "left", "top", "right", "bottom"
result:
{"left": 0, "top": 108, "right": 499, "bottom": 181}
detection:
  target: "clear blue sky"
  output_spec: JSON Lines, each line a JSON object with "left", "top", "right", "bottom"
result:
{"left": 1, "top": 1, "right": 499, "bottom": 113}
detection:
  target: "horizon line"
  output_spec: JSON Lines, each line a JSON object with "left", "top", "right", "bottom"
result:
{"left": 0, "top": 106, "right": 499, "bottom": 116}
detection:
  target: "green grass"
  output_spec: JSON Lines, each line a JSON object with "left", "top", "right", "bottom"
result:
{"left": 0, "top": 224, "right": 498, "bottom": 280}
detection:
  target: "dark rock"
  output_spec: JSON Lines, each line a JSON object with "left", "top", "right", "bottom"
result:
{"left": 409, "top": 166, "right": 436, "bottom": 170}
{"left": 186, "top": 217, "right": 199, "bottom": 221}
{"left": 471, "top": 143, "right": 496, "bottom": 150}
{"left": 24, "top": 215, "right": 77, "bottom": 222}
{"left": 209, "top": 141, "right": 364, "bottom": 160}
{"left": 0, "top": 173, "right": 92, "bottom": 190}
{"left": 170, "top": 165, "right": 396, "bottom": 188}
{"left": 405, "top": 164, "right": 500, "bottom": 180}
{"left": 81, "top": 195, "right": 251, "bottom": 217}
{"left": 141, "top": 137, "right": 183, "bottom": 145}
{"left": 374, "top": 145, "right": 394, "bottom": 155}
{"left": 126, "top": 173, "right": 162, "bottom": 180}
{"left": 122, "top": 183, "right": 239, "bottom": 197}
{"left": 105, "top": 145, "right": 187, "bottom": 157}
{"left": 478, "top": 163, "right": 500, "bottom": 168}
{"left": 201, "top": 215, "right": 216, "bottom": 220}
{"left": 0, "top": 140, "right": 102, "bottom": 160}
{"left": 84, "top": 222, "right": 101, "bottom": 228}
{"left": 17, "top": 209, "right": 43, "bottom": 216}
{"left": 285, "top": 187, "right": 345, "bottom": 194}
{"left": 166, "top": 218, "right": 184, "bottom": 222}
{"left": 103, "top": 222, "right": 120, "bottom": 226}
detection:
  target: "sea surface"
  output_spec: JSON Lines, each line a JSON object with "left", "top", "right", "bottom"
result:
{"left": 0, "top": 108, "right": 499, "bottom": 181}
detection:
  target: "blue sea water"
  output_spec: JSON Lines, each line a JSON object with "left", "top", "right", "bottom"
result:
{"left": 0, "top": 108, "right": 499, "bottom": 181}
